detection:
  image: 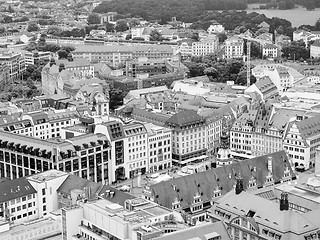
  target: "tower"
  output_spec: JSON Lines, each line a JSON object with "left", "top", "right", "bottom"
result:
{"left": 216, "top": 125, "right": 232, "bottom": 166}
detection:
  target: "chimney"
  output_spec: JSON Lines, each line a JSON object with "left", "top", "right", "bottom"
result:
{"left": 280, "top": 192, "right": 289, "bottom": 211}
{"left": 235, "top": 177, "right": 244, "bottom": 195}
{"left": 268, "top": 156, "right": 273, "bottom": 173}
{"left": 49, "top": 58, "right": 55, "bottom": 67}
{"left": 315, "top": 147, "right": 320, "bottom": 174}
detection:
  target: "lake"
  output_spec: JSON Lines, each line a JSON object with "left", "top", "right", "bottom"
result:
{"left": 246, "top": 4, "right": 320, "bottom": 27}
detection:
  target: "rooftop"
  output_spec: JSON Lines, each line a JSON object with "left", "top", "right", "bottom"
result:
{"left": 0, "top": 177, "right": 36, "bottom": 203}
{"left": 27, "top": 170, "right": 68, "bottom": 183}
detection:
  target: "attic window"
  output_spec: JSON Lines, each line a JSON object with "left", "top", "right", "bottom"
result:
{"left": 247, "top": 210, "right": 256, "bottom": 217}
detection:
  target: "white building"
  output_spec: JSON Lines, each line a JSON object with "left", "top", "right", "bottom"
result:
{"left": 207, "top": 22, "right": 225, "bottom": 34}
{"left": 192, "top": 35, "right": 219, "bottom": 56}
{"left": 144, "top": 123, "right": 172, "bottom": 173}
{"left": 310, "top": 40, "right": 320, "bottom": 58}
{"left": 224, "top": 36, "right": 244, "bottom": 59}
{"left": 262, "top": 43, "right": 279, "bottom": 58}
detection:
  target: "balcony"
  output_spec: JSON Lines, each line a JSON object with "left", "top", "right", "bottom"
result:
{"left": 79, "top": 224, "right": 110, "bottom": 240}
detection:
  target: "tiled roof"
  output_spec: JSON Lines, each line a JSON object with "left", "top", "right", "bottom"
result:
{"left": 57, "top": 175, "right": 101, "bottom": 197}
{"left": 294, "top": 114, "right": 320, "bottom": 139}
{"left": 149, "top": 151, "right": 294, "bottom": 209}
{"left": 165, "top": 110, "right": 203, "bottom": 127}
{"left": 0, "top": 178, "right": 36, "bottom": 203}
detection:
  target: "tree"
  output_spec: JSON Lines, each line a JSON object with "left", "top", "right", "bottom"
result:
{"left": 27, "top": 23, "right": 39, "bottom": 32}
{"left": 115, "top": 19, "right": 129, "bottom": 32}
{"left": 87, "top": 13, "right": 101, "bottom": 25}
{"left": 128, "top": 18, "right": 140, "bottom": 28}
{"left": 104, "top": 22, "right": 115, "bottom": 32}
{"left": 217, "top": 33, "right": 227, "bottom": 43}
{"left": 149, "top": 30, "right": 162, "bottom": 41}
{"left": 6, "top": 5, "right": 14, "bottom": 13}
{"left": 0, "top": 26, "right": 5, "bottom": 34}
{"left": 57, "top": 50, "right": 68, "bottom": 59}
{"left": 109, "top": 88, "right": 126, "bottom": 110}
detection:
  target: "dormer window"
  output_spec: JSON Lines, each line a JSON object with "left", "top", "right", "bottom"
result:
{"left": 213, "top": 186, "right": 222, "bottom": 198}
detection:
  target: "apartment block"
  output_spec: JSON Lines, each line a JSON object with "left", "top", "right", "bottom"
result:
{"left": 283, "top": 114, "right": 320, "bottom": 170}
{"left": 72, "top": 44, "right": 173, "bottom": 67}
{"left": 224, "top": 36, "right": 244, "bottom": 59}
{"left": 0, "top": 48, "right": 25, "bottom": 80}
{"left": 24, "top": 50, "right": 52, "bottom": 66}
{"left": 191, "top": 35, "right": 219, "bottom": 56}
{"left": 166, "top": 110, "right": 207, "bottom": 167}
{"left": 0, "top": 132, "right": 111, "bottom": 183}
{"left": 145, "top": 123, "right": 172, "bottom": 173}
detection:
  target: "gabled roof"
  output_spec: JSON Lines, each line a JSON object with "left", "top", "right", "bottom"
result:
{"left": 165, "top": 110, "right": 203, "bottom": 127}
{"left": 292, "top": 114, "right": 320, "bottom": 140}
{"left": 149, "top": 151, "right": 294, "bottom": 209}
{"left": 0, "top": 178, "right": 36, "bottom": 203}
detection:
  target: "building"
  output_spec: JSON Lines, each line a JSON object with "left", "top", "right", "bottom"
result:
{"left": 62, "top": 197, "right": 185, "bottom": 240}
{"left": 224, "top": 36, "right": 244, "bottom": 59}
{"left": 191, "top": 35, "right": 219, "bottom": 56}
{"left": 283, "top": 114, "right": 320, "bottom": 170}
{"left": 209, "top": 188, "right": 320, "bottom": 240}
{"left": 0, "top": 177, "right": 37, "bottom": 224}
{"left": 244, "top": 76, "right": 278, "bottom": 101}
{"left": 310, "top": 40, "right": 320, "bottom": 58}
{"left": 72, "top": 44, "right": 174, "bottom": 67}
{"left": 143, "top": 151, "right": 296, "bottom": 224}
{"left": 0, "top": 62, "right": 10, "bottom": 90}
{"left": 0, "top": 48, "right": 25, "bottom": 80}
{"left": 165, "top": 110, "right": 207, "bottom": 167}
{"left": 24, "top": 50, "right": 52, "bottom": 66}
{"left": 0, "top": 132, "right": 111, "bottom": 183}
{"left": 262, "top": 43, "right": 279, "bottom": 58}
{"left": 207, "top": 21, "right": 225, "bottom": 34}
{"left": 145, "top": 123, "right": 172, "bottom": 173}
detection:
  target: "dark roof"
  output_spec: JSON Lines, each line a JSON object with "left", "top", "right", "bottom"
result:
{"left": 165, "top": 110, "right": 203, "bottom": 127}
{"left": 149, "top": 151, "right": 294, "bottom": 209}
{"left": 101, "top": 121, "right": 126, "bottom": 141}
{"left": 293, "top": 114, "right": 320, "bottom": 140}
{"left": 0, "top": 178, "right": 36, "bottom": 203}
{"left": 57, "top": 175, "right": 101, "bottom": 197}
{"left": 98, "top": 185, "right": 135, "bottom": 206}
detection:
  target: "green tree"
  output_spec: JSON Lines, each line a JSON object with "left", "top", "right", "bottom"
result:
{"left": 104, "top": 22, "right": 115, "bottom": 32}
{"left": 57, "top": 50, "right": 68, "bottom": 59}
{"left": 115, "top": 19, "right": 129, "bottom": 32}
{"left": 149, "top": 30, "right": 162, "bottom": 41}
{"left": 27, "top": 23, "right": 39, "bottom": 32}
{"left": 87, "top": 13, "right": 101, "bottom": 25}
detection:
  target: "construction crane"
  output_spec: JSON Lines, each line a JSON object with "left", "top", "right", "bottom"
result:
{"left": 246, "top": 40, "right": 251, "bottom": 87}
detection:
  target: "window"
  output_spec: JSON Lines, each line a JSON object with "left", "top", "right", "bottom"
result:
{"left": 43, "top": 206, "right": 46, "bottom": 211}
{"left": 42, "top": 188, "right": 46, "bottom": 195}
{"left": 43, "top": 198, "right": 46, "bottom": 203}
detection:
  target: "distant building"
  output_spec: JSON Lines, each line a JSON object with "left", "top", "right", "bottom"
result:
{"left": 207, "top": 21, "right": 225, "bottom": 34}
{"left": 0, "top": 48, "right": 25, "bottom": 80}
{"left": 310, "top": 40, "right": 320, "bottom": 58}
{"left": 192, "top": 35, "right": 219, "bottom": 56}
{"left": 24, "top": 50, "right": 52, "bottom": 66}
{"left": 0, "top": 62, "right": 10, "bottom": 90}
{"left": 224, "top": 36, "right": 244, "bottom": 59}
{"left": 262, "top": 43, "right": 279, "bottom": 58}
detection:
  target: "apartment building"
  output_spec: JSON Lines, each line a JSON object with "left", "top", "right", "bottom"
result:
{"left": 191, "top": 35, "right": 219, "bottom": 56}
{"left": 72, "top": 44, "right": 173, "bottom": 67}
{"left": 0, "top": 48, "right": 25, "bottom": 80}
{"left": 4, "top": 110, "right": 80, "bottom": 139}
{"left": 262, "top": 43, "right": 279, "bottom": 58}
{"left": 283, "top": 114, "right": 320, "bottom": 170}
{"left": 0, "top": 62, "right": 10, "bottom": 90}
{"left": 165, "top": 110, "right": 207, "bottom": 167}
{"left": 0, "top": 177, "right": 38, "bottom": 224}
{"left": 224, "top": 36, "right": 244, "bottom": 59}
{"left": 145, "top": 123, "right": 172, "bottom": 173}
{"left": 124, "top": 123, "right": 148, "bottom": 177}
{"left": 203, "top": 114, "right": 223, "bottom": 156}
{"left": 24, "top": 50, "right": 52, "bottom": 66}
{"left": 0, "top": 131, "right": 111, "bottom": 183}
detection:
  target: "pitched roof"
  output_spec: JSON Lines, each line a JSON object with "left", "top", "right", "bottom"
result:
{"left": 216, "top": 190, "right": 317, "bottom": 234}
{"left": 0, "top": 178, "right": 36, "bottom": 203}
{"left": 57, "top": 175, "right": 101, "bottom": 197}
{"left": 149, "top": 151, "right": 294, "bottom": 209}
{"left": 98, "top": 185, "right": 135, "bottom": 206}
{"left": 166, "top": 110, "right": 203, "bottom": 127}
{"left": 294, "top": 114, "right": 320, "bottom": 139}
